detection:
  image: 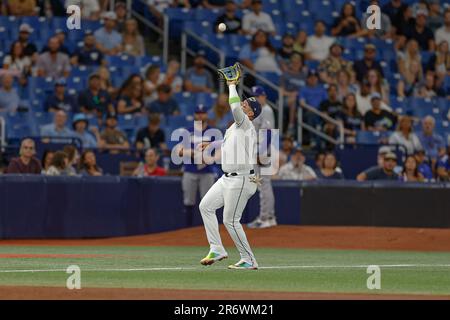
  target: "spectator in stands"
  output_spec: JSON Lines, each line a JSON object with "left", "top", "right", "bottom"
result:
{"left": 397, "top": 39, "right": 423, "bottom": 91}
{"left": 388, "top": 115, "right": 422, "bottom": 155}
{"left": 147, "top": 0, "right": 172, "bottom": 28}
{"left": 279, "top": 135, "right": 294, "bottom": 167}
{"left": 331, "top": 2, "right": 361, "bottom": 37}
{"left": 277, "top": 34, "right": 295, "bottom": 72}
{"left": 318, "top": 42, "right": 354, "bottom": 84}
{"left": 41, "top": 110, "right": 75, "bottom": 139}
{"left": 184, "top": 53, "right": 214, "bottom": 93}
{"left": 99, "top": 113, "right": 130, "bottom": 152}
{"left": 65, "top": 0, "right": 100, "bottom": 20}
{"left": 2, "top": 41, "right": 32, "bottom": 80}
{"left": 79, "top": 150, "right": 103, "bottom": 176}
{"left": 400, "top": 155, "right": 425, "bottom": 182}
{"left": 115, "top": 1, "right": 128, "bottom": 33}
{"left": 365, "top": 69, "right": 390, "bottom": 104}
{"left": 16, "top": 23, "right": 37, "bottom": 61}
{"left": 314, "top": 151, "right": 325, "bottom": 173}
{"left": 436, "top": 147, "right": 449, "bottom": 181}
{"left": 143, "top": 65, "right": 163, "bottom": 104}
{"left": 427, "top": 40, "right": 450, "bottom": 81}
{"left": 356, "top": 79, "right": 392, "bottom": 115}
{"left": 414, "top": 149, "right": 433, "bottom": 181}
{"left": 147, "top": 84, "right": 180, "bottom": 116}
{"left": 305, "top": 20, "right": 335, "bottom": 61}
{"left": 242, "top": 0, "right": 276, "bottom": 36}
{"left": 5, "top": 138, "right": 41, "bottom": 174}
{"left": 78, "top": 73, "right": 114, "bottom": 117}
{"left": 293, "top": 30, "right": 308, "bottom": 55}
{"left": 71, "top": 33, "right": 104, "bottom": 66}
{"left": 316, "top": 152, "right": 345, "bottom": 180}
{"left": 336, "top": 70, "right": 357, "bottom": 101}
{"left": 357, "top": 152, "right": 399, "bottom": 181}
{"left": 207, "top": 93, "right": 233, "bottom": 132}
{"left": 94, "top": 12, "right": 123, "bottom": 56}
{"left": 353, "top": 43, "right": 384, "bottom": 83}
{"left": 41, "top": 29, "right": 71, "bottom": 56}
{"left": 44, "top": 151, "right": 69, "bottom": 176}
{"left": 41, "top": 150, "right": 54, "bottom": 173}
{"left": 319, "top": 84, "right": 343, "bottom": 120}
{"left": 277, "top": 147, "right": 317, "bottom": 181}
{"left": 417, "top": 115, "right": 446, "bottom": 161}
{"left": 161, "top": 58, "right": 183, "bottom": 93}
{"left": 36, "top": 37, "right": 71, "bottom": 79}
{"left": 44, "top": 78, "right": 77, "bottom": 113}
{"left": 280, "top": 53, "right": 307, "bottom": 132}
{"left": 62, "top": 145, "right": 79, "bottom": 175}
{"left": 72, "top": 113, "right": 98, "bottom": 149}
{"left": 414, "top": 70, "right": 446, "bottom": 97}
{"left": 117, "top": 75, "right": 144, "bottom": 114}
{"left": 340, "top": 93, "right": 363, "bottom": 143}
{"left": 363, "top": 93, "right": 397, "bottom": 131}
{"left": 403, "top": 8, "right": 435, "bottom": 51}
{"left": 435, "top": 9, "right": 450, "bottom": 47}
{"left": 122, "top": 18, "right": 145, "bottom": 56}
{"left": 239, "top": 30, "right": 280, "bottom": 74}
{"left": 382, "top": 0, "right": 408, "bottom": 35}
{"left": 0, "top": 74, "right": 20, "bottom": 113}
{"left": 426, "top": 0, "right": 444, "bottom": 32}
{"left": 214, "top": 0, "right": 242, "bottom": 34}
{"left": 97, "top": 66, "right": 116, "bottom": 96}
{"left": 298, "top": 69, "right": 327, "bottom": 110}
{"left": 397, "top": 60, "right": 423, "bottom": 97}
{"left": 133, "top": 148, "right": 167, "bottom": 177}
{"left": 5, "top": 0, "right": 36, "bottom": 16}
{"left": 360, "top": 0, "right": 394, "bottom": 39}
{"left": 135, "top": 113, "right": 167, "bottom": 151}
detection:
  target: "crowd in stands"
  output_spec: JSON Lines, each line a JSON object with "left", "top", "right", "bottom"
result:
{"left": 0, "top": 0, "right": 449, "bottom": 182}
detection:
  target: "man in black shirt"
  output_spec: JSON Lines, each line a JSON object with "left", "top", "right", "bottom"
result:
{"left": 382, "top": 0, "right": 408, "bottom": 34}
{"left": 214, "top": 0, "right": 242, "bottom": 34}
{"left": 403, "top": 9, "right": 435, "bottom": 51}
{"left": 363, "top": 93, "right": 397, "bottom": 131}
{"left": 135, "top": 114, "right": 167, "bottom": 152}
{"left": 17, "top": 23, "right": 37, "bottom": 60}
{"left": 357, "top": 152, "right": 399, "bottom": 181}
{"left": 78, "top": 73, "right": 114, "bottom": 117}
{"left": 353, "top": 44, "right": 384, "bottom": 83}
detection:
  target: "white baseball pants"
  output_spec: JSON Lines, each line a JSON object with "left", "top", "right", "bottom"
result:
{"left": 199, "top": 174, "right": 258, "bottom": 266}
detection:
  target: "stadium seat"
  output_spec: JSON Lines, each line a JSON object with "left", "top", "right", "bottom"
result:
{"left": 356, "top": 130, "right": 385, "bottom": 144}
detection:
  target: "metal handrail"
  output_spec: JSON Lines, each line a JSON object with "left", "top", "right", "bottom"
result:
{"left": 0, "top": 116, "right": 5, "bottom": 149}
{"left": 298, "top": 102, "right": 345, "bottom": 146}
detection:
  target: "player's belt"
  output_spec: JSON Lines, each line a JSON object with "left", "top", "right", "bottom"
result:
{"left": 224, "top": 170, "right": 255, "bottom": 177}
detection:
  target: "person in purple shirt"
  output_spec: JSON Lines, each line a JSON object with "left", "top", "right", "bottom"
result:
{"left": 416, "top": 116, "right": 446, "bottom": 161}
{"left": 5, "top": 138, "right": 42, "bottom": 174}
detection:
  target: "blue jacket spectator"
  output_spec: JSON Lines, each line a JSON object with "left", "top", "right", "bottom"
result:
{"left": 417, "top": 116, "right": 446, "bottom": 160}
{"left": 298, "top": 70, "right": 327, "bottom": 109}
{"left": 40, "top": 110, "right": 75, "bottom": 139}
{"left": 415, "top": 150, "right": 434, "bottom": 181}
{"left": 147, "top": 84, "right": 180, "bottom": 116}
{"left": 72, "top": 33, "right": 104, "bottom": 66}
{"left": 44, "top": 78, "right": 78, "bottom": 112}
{"left": 0, "top": 74, "right": 20, "bottom": 113}
{"left": 184, "top": 54, "right": 214, "bottom": 93}
{"left": 72, "top": 113, "right": 98, "bottom": 149}
{"left": 94, "top": 12, "right": 123, "bottom": 55}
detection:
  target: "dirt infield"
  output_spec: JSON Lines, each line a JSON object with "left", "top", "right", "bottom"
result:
{"left": 1, "top": 225, "right": 450, "bottom": 251}
{"left": 0, "top": 286, "right": 449, "bottom": 300}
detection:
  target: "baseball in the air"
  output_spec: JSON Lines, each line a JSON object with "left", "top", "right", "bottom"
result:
{"left": 218, "top": 23, "right": 227, "bottom": 32}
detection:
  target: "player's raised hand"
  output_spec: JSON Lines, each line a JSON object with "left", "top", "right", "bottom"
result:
{"left": 227, "top": 80, "right": 238, "bottom": 86}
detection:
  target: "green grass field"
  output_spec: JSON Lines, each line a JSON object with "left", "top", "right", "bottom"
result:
{"left": 0, "top": 246, "right": 449, "bottom": 296}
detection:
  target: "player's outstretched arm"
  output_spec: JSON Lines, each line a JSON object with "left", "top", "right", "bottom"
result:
{"left": 228, "top": 81, "right": 245, "bottom": 126}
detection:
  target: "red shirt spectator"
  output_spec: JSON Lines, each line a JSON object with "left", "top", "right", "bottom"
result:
{"left": 133, "top": 148, "right": 167, "bottom": 177}
{"left": 6, "top": 138, "right": 42, "bottom": 174}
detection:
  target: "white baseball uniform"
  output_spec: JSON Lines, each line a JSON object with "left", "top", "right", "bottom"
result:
{"left": 199, "top": 84, "right": 258, "bottom": 267}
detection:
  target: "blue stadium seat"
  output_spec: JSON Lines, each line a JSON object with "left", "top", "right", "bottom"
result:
{"left": 166, "top": 115, "right": 190, "bottom": 128}
{"left": 105, "top": 55, "right": 136, "bottom": 68}
{"left": 409, "top": 98, "right": 442, "bottom": 118}
{"left": 195, "top": 93, "right": 217, "bottom": 108}
{"left": 184, "top": 21, "right": 213, "bottom": 36}
{"left": 194, "top": 8, "right": 220, "bottom": 23}
{"left": 356, "top": 130, "right": 385, "bottom": 144}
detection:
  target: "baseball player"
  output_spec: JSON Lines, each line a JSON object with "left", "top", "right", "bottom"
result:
{"left": 177, "top": 105, "right": 217, "bottom": 226}
{"left": 197, "top": 80, "right": 261, "bottom": 270}
{"left": 247, "top": 86, "right": 277, "bottom": 229}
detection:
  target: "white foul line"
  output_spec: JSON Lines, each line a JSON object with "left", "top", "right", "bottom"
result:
{"left": 0, "top": 264, "right": 450, "bottom": 273}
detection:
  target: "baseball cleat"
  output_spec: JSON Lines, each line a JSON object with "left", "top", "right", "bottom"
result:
{"left": 200, "top": 252, "right": 228, "bottom": 266}
{"left": 247, "top": 217, "right": 277, "bottom": 229}
{"left": 228, "top": 260, "right": 258, "bottom": 270}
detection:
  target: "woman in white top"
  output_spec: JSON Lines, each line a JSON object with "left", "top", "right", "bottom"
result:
{"left": 44, "top": 151, "right": 70, "bottom": 176}
{"left": 2, "top": 41, "right": 31, "bottom": 78}
{"left": 388, "top": 116, "right": 423, "bottom": 155}
{"left": 122, "top": 18, "right": 145, "bottom": 56}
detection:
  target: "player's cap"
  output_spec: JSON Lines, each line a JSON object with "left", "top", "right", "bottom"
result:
{"left": 378, "top": 146, "right": 392, "bottom": 155}
{"left": 370, "top": 92, "right": 382, "bottom": 101}
{"left": 195, "top": 104, "right": 208, "bottom": 113}
{"left": 364, "top": 43, "right": 376, "bottom": 51}
{"left": 384, "top": 152, "right": 397, "bottom": 161}
{"left": 19, "top": 23, "right": 33, "bottom": 33}
{"left": 102, "top": 11, "right": 117, "bottom": 20}
{"left": 251, "top": 86, "right": 266, "bottom": 97}
{"left": 245, "top": 97, "right": 262, "bottom": 119}
{"left": 55, "top": 78, "right": 67, "bottom": 86}
{"left": 72, "top": 113, "right": 89, "bottom": 129}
